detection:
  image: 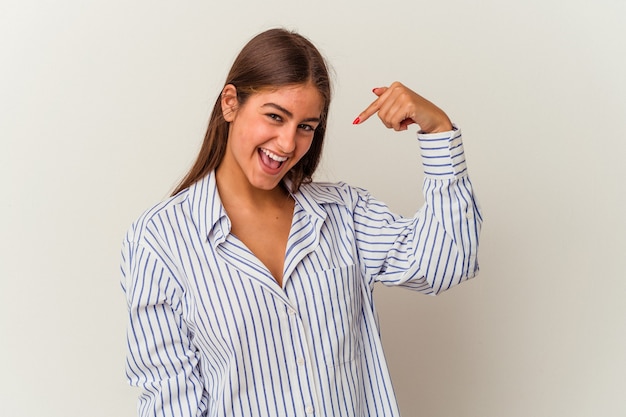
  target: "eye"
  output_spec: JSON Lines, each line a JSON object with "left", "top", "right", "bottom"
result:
{"left": 298, "top": 123, "right": 316, "bottom": 132}
{"left": 267, "top": 113, "right": 283, "bottom": 122}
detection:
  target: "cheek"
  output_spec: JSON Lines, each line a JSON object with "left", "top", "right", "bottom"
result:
{"left": 230, "top": 123, "right": 267, "bottom": 153}
{"left": 295, "top": 137, "right": 315, "bottom": 159}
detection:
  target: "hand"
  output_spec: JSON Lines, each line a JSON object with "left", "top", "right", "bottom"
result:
{"left": 353, "top": 81, "right": 453, "bottom": 133}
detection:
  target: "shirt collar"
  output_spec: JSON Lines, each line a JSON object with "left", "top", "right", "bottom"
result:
{"left": 289, "top": 179, "right": 348, "bottom": 221}
{"left": 188, "top": 171, "right": 348, "bottom": 244}
{"left": 187, "top": 171, "right": 229, "bottom": 246}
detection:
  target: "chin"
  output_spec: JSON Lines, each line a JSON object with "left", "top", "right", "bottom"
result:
{"left": 249, "top": 175, "right": 284, "bottom": 191}
{"left": 249, "top": 166, "right": 291, "bottom": 190}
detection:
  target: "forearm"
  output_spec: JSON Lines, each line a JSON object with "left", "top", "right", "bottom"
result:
{"left": 416, "top": 127, "right": 482, "bottom": 290}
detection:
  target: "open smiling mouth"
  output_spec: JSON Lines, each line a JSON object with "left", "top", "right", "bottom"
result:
{"left": 259, "top": 148, "right": 288, "bottom": 170}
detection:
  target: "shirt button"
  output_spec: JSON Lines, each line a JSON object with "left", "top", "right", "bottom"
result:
{"left": 288, "top": 308, "right": 296, "bottom": 316}
{"left": 305, "top": 405, "right": 314, "bottom": 414}
{"left": 465, "top": 211, "right": 474, "bottom": 219}
{"left": 297, "top": 357, "right": 305, "bottom": 366}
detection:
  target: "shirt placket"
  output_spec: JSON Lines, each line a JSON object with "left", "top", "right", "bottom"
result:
{"left": 282, "top": 301, "right": 321, "bottom": 416}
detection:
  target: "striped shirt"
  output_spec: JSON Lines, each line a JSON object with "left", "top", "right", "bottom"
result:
{"left": 120, "top": 128, "right": 482, "bottom": 417}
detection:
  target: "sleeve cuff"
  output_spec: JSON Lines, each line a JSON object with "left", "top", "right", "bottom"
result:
{"left": 417, "top": 125, "right": 467, "bottom": 178}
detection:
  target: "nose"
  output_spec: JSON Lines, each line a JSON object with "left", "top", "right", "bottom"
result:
{"left": 276, "top": 127, "right": 297, "bottom": 154}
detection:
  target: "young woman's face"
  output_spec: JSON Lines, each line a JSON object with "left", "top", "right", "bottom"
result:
{"left": 220, "top": 83, "right": 324, "bottom": 192}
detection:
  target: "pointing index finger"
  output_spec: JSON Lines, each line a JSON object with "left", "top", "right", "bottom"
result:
{"left": 353, "top": 86, "right": 388, "bottom": 125}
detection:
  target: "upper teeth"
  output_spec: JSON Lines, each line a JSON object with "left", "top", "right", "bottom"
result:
{"left": 261, "top": 148, "right": 288, "bottom": 162}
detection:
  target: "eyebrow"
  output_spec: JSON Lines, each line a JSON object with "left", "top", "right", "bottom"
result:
{"left": 261, "top": 103, "right": 321, "bottom": 124}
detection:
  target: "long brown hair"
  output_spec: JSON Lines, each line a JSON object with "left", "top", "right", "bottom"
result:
{"left": 171, "top": 28, "right": 332, "bottom": 196}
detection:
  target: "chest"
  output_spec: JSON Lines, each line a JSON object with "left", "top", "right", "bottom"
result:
{"left": 180, "top": 250, "right": 364, "bottom": 374}
{"left": 173, "top": 202, "right": 362, "bottom": 334}
{"left": 229, "top": 208, "right": 292, "bottom": 286}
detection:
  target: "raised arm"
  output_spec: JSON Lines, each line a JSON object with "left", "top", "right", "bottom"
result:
{"left": 351, "top": 82, "right": 482, "bottom": 293}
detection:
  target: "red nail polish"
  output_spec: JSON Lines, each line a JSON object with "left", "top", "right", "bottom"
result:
{"left": 352, "top": 117, "right": 360, "bottom": 125}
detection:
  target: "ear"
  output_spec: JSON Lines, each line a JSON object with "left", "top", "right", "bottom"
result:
{"left": 220, "top": 84, "right": 238, "bottom": 122}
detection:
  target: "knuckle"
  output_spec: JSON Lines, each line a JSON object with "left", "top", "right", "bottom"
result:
{"left": 390, "top": 81, "right": 405, "bottom": 91}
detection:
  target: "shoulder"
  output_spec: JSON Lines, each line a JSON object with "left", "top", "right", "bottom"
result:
{"left": 124, "top": 189, "right": 191, "bottom": 245}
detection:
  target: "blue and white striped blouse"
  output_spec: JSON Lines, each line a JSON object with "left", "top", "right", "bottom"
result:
{"left": 120, "top": 128, "right": 482, "bottom": 417}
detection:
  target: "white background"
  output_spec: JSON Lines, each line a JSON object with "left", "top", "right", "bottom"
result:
{"left": 1, "top": 1, "right": 625, "bottom": 416}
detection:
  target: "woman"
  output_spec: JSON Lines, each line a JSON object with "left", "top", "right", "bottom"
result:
{"left": 121, "top": 28, "right": 482, "bottom": 417}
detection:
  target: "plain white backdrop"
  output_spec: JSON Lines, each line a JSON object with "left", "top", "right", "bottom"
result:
{"left": 1, "top": 1, "right": 625, "bottom": 416}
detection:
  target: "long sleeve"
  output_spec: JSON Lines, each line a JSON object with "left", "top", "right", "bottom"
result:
{"left": 121, "top": 235, "right": 209, "bottom": 417}
{"left": 353, "top": 127, "right": 482, "bottom": 294}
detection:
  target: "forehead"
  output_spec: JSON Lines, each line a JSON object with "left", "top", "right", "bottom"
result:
{"left": 252, "top": 84, "right": 324, "bottom": 114}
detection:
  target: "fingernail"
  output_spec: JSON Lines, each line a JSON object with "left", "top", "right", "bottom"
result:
{"left": 352, "top": 117, "right": 360, "bottom": 125}
{"left": 372, "top": 87, "right": 379, "bottom": 93}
